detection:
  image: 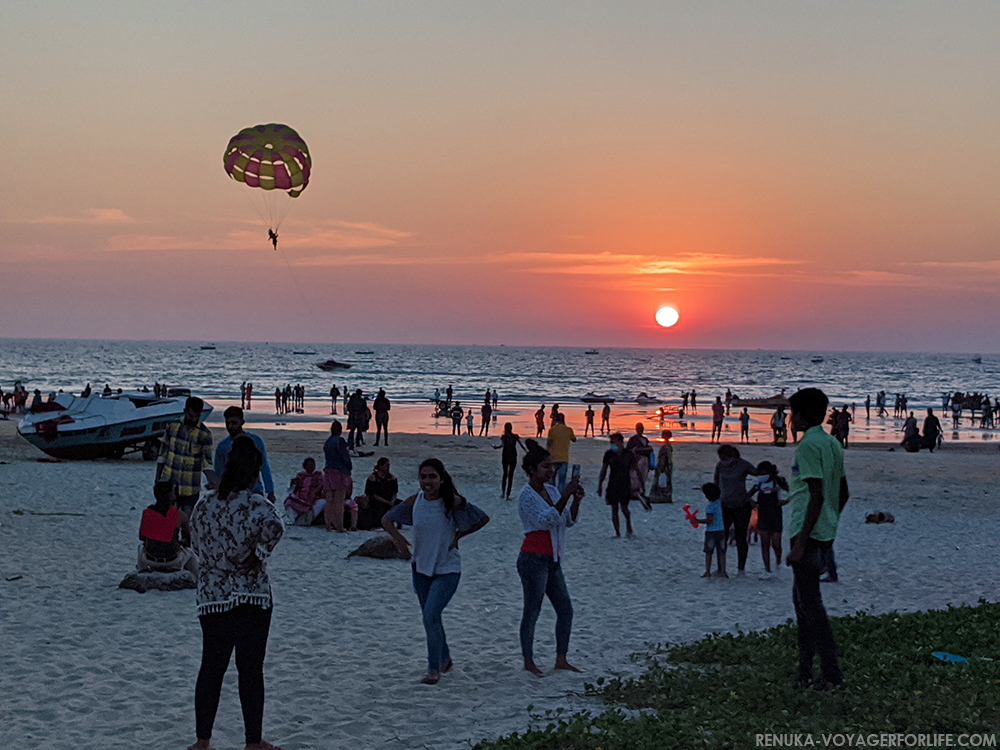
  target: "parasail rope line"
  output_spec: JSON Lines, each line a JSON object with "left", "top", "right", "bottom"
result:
{"left": 276, "top": 244, "right": 326, "bottom": 340}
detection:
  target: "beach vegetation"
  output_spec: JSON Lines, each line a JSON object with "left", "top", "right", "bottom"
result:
{"left": 475, "top": 600, "right": 1000, "bottom": 749}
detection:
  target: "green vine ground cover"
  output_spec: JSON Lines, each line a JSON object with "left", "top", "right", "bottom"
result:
{"left": 475, "top": 601, "right": 1000, "bottom": 750}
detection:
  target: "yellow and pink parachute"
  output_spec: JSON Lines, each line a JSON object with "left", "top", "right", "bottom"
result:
{"left": 223, "top": 123, "right": 311, "bottom": 235}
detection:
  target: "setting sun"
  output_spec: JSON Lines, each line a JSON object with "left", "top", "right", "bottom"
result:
{"left": 655, "top": 306, "right": 680, "bottom": 328}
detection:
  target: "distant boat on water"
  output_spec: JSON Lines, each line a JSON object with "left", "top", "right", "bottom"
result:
{"left": 584, "top": 349, "right": 599, "bottom": 355}
{"left": 581, "top": 392, "right": 614, "bottom": 403}
{"left": 316, "top": 359, "right": 352, "bottom": 371}
{"left": 810, "top": 356, "right": 824, "bottom": 363}
{"left": 972, "top": 355, "right": 983, "bottom": 364}
{"left": 292, "top": 350, "right": 317, "bottom": 355}
{"left": 731, "top": 394, "right": 790, "bottom": 410}
{"left": 200, "top": 344, "right": 216, "bottom": 350}
{"left": 354, "top": 350, "right": 374, "bottom": 355}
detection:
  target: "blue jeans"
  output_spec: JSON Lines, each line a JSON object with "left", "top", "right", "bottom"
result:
{"left": 412, "top": 568, "right": 461, "bottom": 671}
{"left": 516, "top": 552, "right": 573, "bottom": 660}
{"left": 552, "top": 462, "right": 568, "bottom": 493}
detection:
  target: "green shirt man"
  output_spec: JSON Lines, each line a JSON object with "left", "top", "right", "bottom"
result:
{"left": 787, "top": 425, "right": 846, "bottom": 542}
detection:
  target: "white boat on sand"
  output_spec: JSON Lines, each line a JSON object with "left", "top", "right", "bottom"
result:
{"left": 18, "top": 390, "right": 213, "bottom": 460}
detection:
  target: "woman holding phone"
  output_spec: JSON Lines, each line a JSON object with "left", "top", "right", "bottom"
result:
{"left": 516, "top": 439, "right": 585, "bottom": 677}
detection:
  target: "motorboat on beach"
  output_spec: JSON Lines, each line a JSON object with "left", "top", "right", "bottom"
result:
{"left": 316, "top": 359, "right": 352, "bottom": 371}
{"left": 17, "top": 390, "right": 213, "bottom": 460}
{"left": 635, "top": 392, "right": 661, "bottom": 405}
{"left": 730, "top": 393, "right": 790, "bottom": 410}
{"left": 581, "top": 392, "right": 615, "bottom": 403}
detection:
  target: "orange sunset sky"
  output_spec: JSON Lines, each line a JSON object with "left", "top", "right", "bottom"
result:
{"left": 2, "top": 2, "right": 998, "bottom": 351}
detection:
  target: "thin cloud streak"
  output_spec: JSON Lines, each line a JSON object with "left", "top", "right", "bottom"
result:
{"left": 28, "top": 208, "right": 137, "bottom": 225}
{"left": 105, "top": 219, "right": 413, "bottom": 253}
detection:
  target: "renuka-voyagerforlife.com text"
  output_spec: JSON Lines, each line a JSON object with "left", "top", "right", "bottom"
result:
{"left": 756, "top": 733, "right": 998, "bottom": 748}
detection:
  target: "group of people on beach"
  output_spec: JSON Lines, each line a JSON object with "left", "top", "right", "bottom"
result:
{"left": 128, "top": 380, "right": 859, "bottom": 749}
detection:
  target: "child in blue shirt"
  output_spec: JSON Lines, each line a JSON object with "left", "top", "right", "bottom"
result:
{"left": 693, "top": 483, "right": 726, "bottom": 578}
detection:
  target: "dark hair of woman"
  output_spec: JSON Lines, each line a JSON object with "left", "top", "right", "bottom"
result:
{"left": 152, "top": 480, "right": 173, "bottom": 512}
{"left": 419, "top": 457, "right": 465, "bottom": 516}
{"left": 218, "top": 434, "right": 264, "bottom": 500}
{"left": 375, "top": 456, "right": 390, "bottom": 469}
{"left": 717, "top": 444, "right": 740, "bottom": 460}
{"left": 521, "top": 438, "right": 551, "bottom": 475}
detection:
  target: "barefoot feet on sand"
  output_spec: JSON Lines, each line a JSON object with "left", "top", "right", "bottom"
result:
{"left": 554, "top": 656, "right": 581, "bottom": 672}
{"left": 524, "top": 659, "right": 545, "bottom": 677}
{"left": 420, "top": 670, "right": 441, "bottom": 684}
{"left": 188, "top": 742, "right": 214, "bottom": 750}
{"left": 440, "top": 658, "right": 453, "bottom": 673}
{"left": 245, "top": 742, "right": 283, "bottom": 750}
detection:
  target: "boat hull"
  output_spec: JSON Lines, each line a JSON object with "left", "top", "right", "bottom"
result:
{"left": 18, "top": 394, "right": 213, "bottom": 460}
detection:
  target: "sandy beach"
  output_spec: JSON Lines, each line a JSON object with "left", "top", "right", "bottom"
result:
{"left": 1, "top": 419, "right": 998, "bottom": 749}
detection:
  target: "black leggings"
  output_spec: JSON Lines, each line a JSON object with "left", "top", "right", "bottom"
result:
{"left": 502, "top": 461, "right": 517, "bottom": 498}
{"left": 722, "top": 505, "right": 752, "bottom": 571}
{"left": 195, "top": 604, "right": 273, "bottom": 744}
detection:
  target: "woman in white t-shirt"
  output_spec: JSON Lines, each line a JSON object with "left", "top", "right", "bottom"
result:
{"left": 382, "top": 458, "right": 489, "bottom": 684}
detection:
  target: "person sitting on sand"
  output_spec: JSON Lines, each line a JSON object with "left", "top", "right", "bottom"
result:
{"left": 749, "top": 461, "right": 789, "bottom": 573}
{"left": 692, "top": 483, "right": 726, "bottom": 578}
{"left": 138, "top": 481, "right": 197, "bottom": 573}
{"left": 515, "top": 440, "right": 585, "bottom": 677}
{"left": 597, "top": 432, "right": 636, "bottom": 537}
{"left": 355, "top": 457, "right": 400, "bottom": 530}
{"left": 381, "top": 458, "right": 490, "bottom": 684}
{"left": 284, "top": 458, "right": 326, "bottom": 526}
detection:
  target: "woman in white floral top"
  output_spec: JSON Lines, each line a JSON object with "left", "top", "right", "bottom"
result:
{"left": 189, "top": 435, "right": 284, "bottom": 750}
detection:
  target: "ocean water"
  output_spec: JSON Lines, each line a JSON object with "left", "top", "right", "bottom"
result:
{"left": 2, "top": 339, "right": 996, "bottom": 410}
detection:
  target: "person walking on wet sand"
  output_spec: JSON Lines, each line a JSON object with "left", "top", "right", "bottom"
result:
{"left": 923, "top": 408, "right": 943, "bottom": 452}
{"left": 479, "top": 400, "right": 492, "bottom": 437}
{"left": 373, "top": 388, "right": 391, "bottom": 446}
{"left": 600, "top": 402, "right": 611, "bottom": 435}
{"left": 711, "top": 396, "right": 725, "bottom": 443}
{"left": 534, "top": 404, "right": 546, "bottom": 438}
{"left": 598, "top": 432, "right": 636, "bottom": 537}
{"left": 739, "top": 407, "right": 750, "bottom": 444}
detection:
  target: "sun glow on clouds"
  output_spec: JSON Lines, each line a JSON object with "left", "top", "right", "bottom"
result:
{"left": 487, "top": 251, "right": 801, "bottom": 277}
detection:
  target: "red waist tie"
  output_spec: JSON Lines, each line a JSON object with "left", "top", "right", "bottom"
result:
{"left": 520, "top": 530, "right": 553, "bottom": 556}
